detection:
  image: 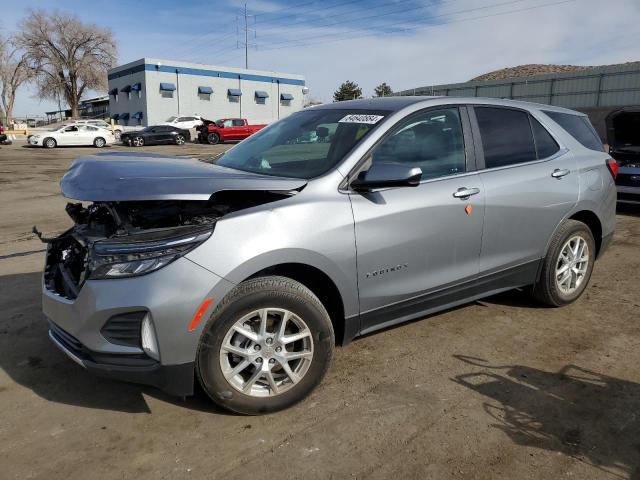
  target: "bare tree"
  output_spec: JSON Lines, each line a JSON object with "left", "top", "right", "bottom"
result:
{"left": 15, "top": 10, "right": 116, "bottom": 118}
{"left": 0, "top": 34, "right": 34, "bottom": 125}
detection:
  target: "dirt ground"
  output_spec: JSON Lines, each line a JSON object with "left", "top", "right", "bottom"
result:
{"left": 1, "top": 141, "right": 639, "bottom": 480}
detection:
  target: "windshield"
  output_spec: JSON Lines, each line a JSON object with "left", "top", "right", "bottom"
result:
{"left": 217, "top": 109, "right": 389, "bottom": 179}
{"left": 166, "top": 116, "right": 177, "bottom": 122}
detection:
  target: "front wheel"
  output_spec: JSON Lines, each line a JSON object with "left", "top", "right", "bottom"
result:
{"left": 196, "top": 276, "right": 334, "bottom": 415}
{"left": 207, "top": 132, "right": 220, "bottom": 145}
{"left": 43, "top": 137, "right": 56, "bottom": 149}
{"left": 531, "top": 220, "right": 596, "bottom": 306}
{"left": 132, "top": 136, "right": 144, "bottom": 147}
{"left": 175, "top": 134, "right": 186, "bottom": 145}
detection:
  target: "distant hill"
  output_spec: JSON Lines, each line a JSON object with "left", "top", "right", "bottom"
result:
{"left": 471, "top": 64, "right": 598, "bottom": 81}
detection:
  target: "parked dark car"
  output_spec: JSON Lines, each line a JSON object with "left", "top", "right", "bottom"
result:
{"left": 121, "top": 126, "right": 190, "bottom": 147}
{"left": 610, "top": 146, "right": 640, "bottom": 204}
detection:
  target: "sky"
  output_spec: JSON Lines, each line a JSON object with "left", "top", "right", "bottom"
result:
{"left": 2, "top": 0, "right": 640, "bottom": 117}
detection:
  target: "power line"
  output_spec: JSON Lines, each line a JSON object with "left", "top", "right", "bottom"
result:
{"left": 258, "top": 0, "right": 576, "bottom": 52}
{"left": 256, "top": 0, "right": 460, "bottom": 39}
{"left": 174, "top": 0, "right": 370, "bottom": 60}
{"left": 259, "top": 0, "right": 531, "bottom": 48}
{"left": 256, "top": 0, "right": 424, "bottom": 37}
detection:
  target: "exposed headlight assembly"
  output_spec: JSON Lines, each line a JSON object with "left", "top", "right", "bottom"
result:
{"left": 88, "top": 227, "right": 212, "bottom": 279}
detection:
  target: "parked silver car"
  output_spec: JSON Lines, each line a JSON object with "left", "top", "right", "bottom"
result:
{"left": 41, "top": 97, "right": 617, "bottom": 414}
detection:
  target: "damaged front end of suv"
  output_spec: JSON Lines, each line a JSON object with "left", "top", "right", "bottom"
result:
{"left": 39, "top": 153, "right": 306, "bottom": 395}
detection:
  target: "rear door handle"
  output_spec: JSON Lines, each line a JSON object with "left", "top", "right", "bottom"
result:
{"left": 551, "top": 168, "right": 570, "bottom": 178}
{"left": 453, "top": 187, "right": 480, "bottom": 198}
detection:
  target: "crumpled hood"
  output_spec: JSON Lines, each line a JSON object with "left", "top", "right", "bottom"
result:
{"left": 60, "top": 152, "right": 307, "bottom": 201}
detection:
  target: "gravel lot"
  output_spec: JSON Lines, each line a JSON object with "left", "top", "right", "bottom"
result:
{"left": 1, "top": 142, "right": 639, "bottom": 479}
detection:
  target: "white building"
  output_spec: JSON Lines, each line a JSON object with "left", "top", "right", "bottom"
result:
{"left": 107, "top": 58, "right": 306, "bottom": 127}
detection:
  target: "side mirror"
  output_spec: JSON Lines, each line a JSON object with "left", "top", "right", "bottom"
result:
{"left": 350, "top": 163, "right": 422, "bottom": 191}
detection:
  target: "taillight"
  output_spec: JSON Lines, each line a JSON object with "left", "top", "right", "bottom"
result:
{"left": 606, "top": 158, "right": 619, "bottom": 179}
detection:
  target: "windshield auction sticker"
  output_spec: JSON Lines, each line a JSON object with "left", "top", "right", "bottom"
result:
{"left": 338, "top": 114, "right": 385, "bottom": 124}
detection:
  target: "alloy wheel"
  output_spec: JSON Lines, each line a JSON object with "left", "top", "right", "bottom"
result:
{"left": 219, "top": 308, "right": 314, "bottom": 397}
{"left": 555, "top": 235, "right": 589, "bottom": 295}
{"left": 176, "top": 135, "right": 185, "bottom": 145}
{"left": 132, "top": 137, "right": 144, "bottom": 147}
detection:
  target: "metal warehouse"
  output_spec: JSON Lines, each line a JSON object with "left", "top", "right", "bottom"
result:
{"left": 396, "top": 61, "right": 640, "bottom": 147}
{"left": 107, "top": 58, "right": 306, "bottom": 127}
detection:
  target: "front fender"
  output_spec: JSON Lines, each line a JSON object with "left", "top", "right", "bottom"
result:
{"left": 185, "top": 193, "right": 359, "bottom": 318}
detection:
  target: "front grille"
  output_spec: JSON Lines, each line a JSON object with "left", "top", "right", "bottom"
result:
{"left": 100, "top": 312, "right": 145, "bottom": 348}
{"left": 44, "top": 234, "right": 88, "bottom": 299}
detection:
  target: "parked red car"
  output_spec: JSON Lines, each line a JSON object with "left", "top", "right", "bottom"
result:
{"left": 197, "top": 118, "right": 266, "bottom": 144}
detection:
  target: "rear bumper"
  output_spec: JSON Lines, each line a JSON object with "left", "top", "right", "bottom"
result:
{"left": 48, "top": 320, "right": 195, "bottom": 396}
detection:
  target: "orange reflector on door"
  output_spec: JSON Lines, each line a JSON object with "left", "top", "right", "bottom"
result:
{"left": 189, "top": 298, "right": 214, "bottom": 332}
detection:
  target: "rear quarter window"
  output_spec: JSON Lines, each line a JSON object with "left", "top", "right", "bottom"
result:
{"left": 530, "top": 116, "right": 560, "bottom": 159}
{"left": 543, "top": 111, "right": 603, "bottom": 152}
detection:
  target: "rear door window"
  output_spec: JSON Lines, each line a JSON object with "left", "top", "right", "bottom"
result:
{"left": 543, "top": 111, "right": 603, "bottom": 151}
{"left": 475, "top": 107, "right": 536, "bottom": 168}
{"left": 232, "top": 119, "right": 245, "bottom": 127}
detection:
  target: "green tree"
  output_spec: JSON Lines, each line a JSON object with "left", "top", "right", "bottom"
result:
{"left": 333, "top": 80, "right": 362, "bottom": 102}
{"left": 374, "top": 82, "right": 393, "bottom": 97}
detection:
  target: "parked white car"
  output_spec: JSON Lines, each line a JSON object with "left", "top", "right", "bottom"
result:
{"left": 28, "top": 125, "right": 115, "bottom": 148}
{"left": 161, "top": 115, "right": 203, "bottom": 130}
{"left": 67, "top": 119, "right": 124, "bottom": 140}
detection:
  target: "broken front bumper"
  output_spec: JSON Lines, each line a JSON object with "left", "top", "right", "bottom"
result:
{"left": 43, "top": 254, "right": 235, "bottom": 396}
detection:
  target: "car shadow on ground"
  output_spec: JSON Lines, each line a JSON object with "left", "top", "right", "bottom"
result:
{"left": 0, "top": 271, "right": 232, "bottom": 415}
{"left": 452, "top": 355, "right": 640, "bottom": 479}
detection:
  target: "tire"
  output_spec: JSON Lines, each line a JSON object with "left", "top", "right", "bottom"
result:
{"left": 175, "top": 134, "right": 186, "bottom": 145}
{"left": 43, "top": 137, "right": 56, "bottom": 149}
{"left": 132, "top": 136, "right": 144, "bottom": 147}
{"left": 114, "top": 130, "right": 122, "bottom": 141}
{"left": 207, "top": 132, "right": 220, "bottom": 145}
{"left": 93, "top": 137, "right": 106, "bottom": 148}
{"left": 532, "top": 220, "right": 596, "bottom": 307}
{"left": 196, "top": 276, "right": 334, "bottom": 415}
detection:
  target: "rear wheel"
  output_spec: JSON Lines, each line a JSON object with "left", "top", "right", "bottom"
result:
{"left": 93, "top": 137, "right": 106, "bottom": 148}
{"left": 43, "top": 137, "right": 56, "bottom": 149}
{"left": 132, "top": 136, "right": 144, "bottom": 147}
{"left": 532, "top": 220, "right": 596, "bottom": 306}
{"left": 175, "top": 134, "right": 186, "bottom": 145}
{"left": 196, "top": 276, "right": 334, "bottom": 415}
{"left": 207, "top": 132, "right": 220, "bottom": 145}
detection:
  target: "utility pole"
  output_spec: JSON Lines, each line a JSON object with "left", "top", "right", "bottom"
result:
{"left": 244, "top": 4, "right": 249, "bottom": 69}
{"left": 237, "top": 4, "right": 256, "bottom": 69}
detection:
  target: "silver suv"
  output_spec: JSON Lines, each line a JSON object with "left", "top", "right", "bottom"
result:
{"left": 41, "top": 97, "right": 617, "bottom": 414}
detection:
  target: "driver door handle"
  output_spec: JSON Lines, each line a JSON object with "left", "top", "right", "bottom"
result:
{"left": 453, "top": 187, "right": 480, "bottom": 198}
{"left": 552, "top": 168, "right": 570, "bottom": 178}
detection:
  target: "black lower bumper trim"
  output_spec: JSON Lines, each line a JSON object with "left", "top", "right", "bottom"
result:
{"left": 84, "top": 360, "right": 194, "bottom": 397}
{"left": 48, "top": 321, "right": 194, "bottom": 396}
